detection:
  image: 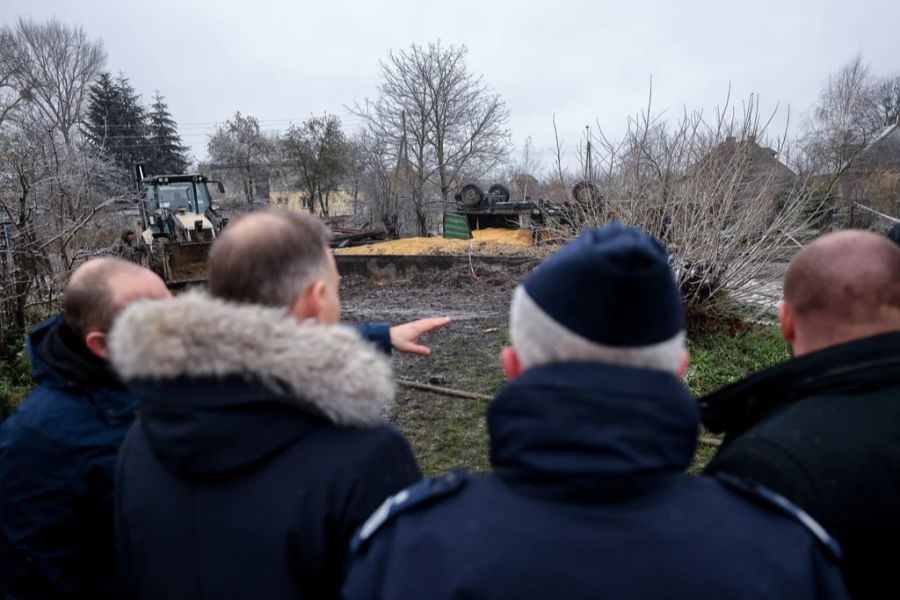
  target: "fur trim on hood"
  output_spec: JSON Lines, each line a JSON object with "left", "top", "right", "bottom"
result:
{"left": 108, "top": 291, "right": 395, "bottom": 427}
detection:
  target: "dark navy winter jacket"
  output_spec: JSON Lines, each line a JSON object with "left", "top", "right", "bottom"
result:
{"left": 109, "top": 292, "right": 419, "bottom": 600}
{"left": 0, "top": 310, "right": 391, "bottom": 600}
{"left": 342, "top": 362, "right": 848, "bottom": 600}
{"left": 0, "top": 315, "right": 137, "bottom": 599}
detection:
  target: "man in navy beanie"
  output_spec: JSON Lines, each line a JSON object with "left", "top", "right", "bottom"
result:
{"left": 342, "top": 223, "right": 847, "bottom": 600}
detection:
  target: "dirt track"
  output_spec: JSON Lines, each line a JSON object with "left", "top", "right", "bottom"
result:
{"left": 341, "top": 261, "right": 534, "bottom": 473}
{"left": 342, "top": 260, "right": 529, "bottom": 321}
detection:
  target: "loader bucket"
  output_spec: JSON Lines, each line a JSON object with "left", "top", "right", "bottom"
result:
{"left": 166, "top": 241, "right": 212, "bottom": 286}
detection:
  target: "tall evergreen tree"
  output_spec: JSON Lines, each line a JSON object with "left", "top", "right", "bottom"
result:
{"left": 82, "top": 72, "right": 120, "bottom": 149}
{"left": 113, "top": 74, "right": 149, "bottom": 169}
{"left": 146, "top": 91, "right": 189, "bottom": 175}
{"left": 81, "top": 72, "right": 148, "bottom": 176}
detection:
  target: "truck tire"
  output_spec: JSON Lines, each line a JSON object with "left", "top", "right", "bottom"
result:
{"left": 488, "top": 184, "right": 511, "bottom": 203}
{"left": 572, "top": 180, "right": 602, "bottom": 206}
{"left": 460, "top": 183, "right": 485, "bottom": 208}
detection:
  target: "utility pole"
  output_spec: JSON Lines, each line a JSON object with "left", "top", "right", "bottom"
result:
{"left": 585, "top": 125, "right": 593, "bottom": 181}
{"left": 396, "top": 110, "right": 409, "bottom": 173}
{"left": 386, "top": 110, "right": 409, "bottom": 239}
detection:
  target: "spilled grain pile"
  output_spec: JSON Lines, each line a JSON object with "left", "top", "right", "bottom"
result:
{"left": 335, "top": 227, "right": 533, "bottom": 256}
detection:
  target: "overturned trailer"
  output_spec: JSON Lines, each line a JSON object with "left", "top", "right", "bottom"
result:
{"left": 446, "top": 180, "right": 601, "bottom": 240}
{"left": 451, "top": 182, "right": 542, "bottom": 231}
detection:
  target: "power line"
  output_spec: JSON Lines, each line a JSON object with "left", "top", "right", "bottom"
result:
{"left": 89, "top": 115, "right": 365, "bottom": 131}
{"left": 88, "top": 128, "right": 304, "bottom": 140}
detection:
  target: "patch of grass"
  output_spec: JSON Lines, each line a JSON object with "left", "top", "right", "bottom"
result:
{"left": 685, "top": 324, "right": 787, "bottom": 472}
{"left": 685, "top": 324, "right": 788, "bottom": 397}
{"left": 395, "top": 321, "right": 788, "bottom": 476}
{"left": 393, "top": 393, "right": 491, "bottom": 475}
{"left": 688, "top": 442, "right": 721, "bottom": 474}
{"left": 391, "top": 317, "right": 505, "bottom": 475}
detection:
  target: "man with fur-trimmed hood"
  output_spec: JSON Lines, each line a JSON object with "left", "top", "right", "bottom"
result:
{"left": 110, "top": 212, "right": 423, "bottom": 599}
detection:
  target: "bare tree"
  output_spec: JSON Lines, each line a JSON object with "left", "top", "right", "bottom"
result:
{"left": 353, "top": 41, "right": 510, "bottom": 235}
{"left": 281, "top": 114, "right": 352, "bottom": 217}
{"left": 352, "top": 128, "right": 402, "bottom": 237}
{"left": 0, "top": 18, "right": 120, "bottom": 349}
{"left": 0, "top": 29, "right": 28, "bottom": 128}
{"left": 3, "top": 18, "right": 105, "bottom": 149}
{"left": 801, "top": 55, "right": 887, "bottom": 175}
{"left": 797, "top": 56, "right": 900, "bottom": 229}
{"left": 1, "top": 132, "right": 126, "bottom": 346}
{"left": 870, "top": 75, "right": 900, "bottom": 128}
{"left": 353, "top": 58, "right": 433, "bottom": 234}
{"left": 504, "top": 136, "right": 543, "bottom": 202}
{"left": 207, "top": 112, "right": 275, "bottom": 207}
{"left": 421, "top": 42, "right": 510, "bottom": 201}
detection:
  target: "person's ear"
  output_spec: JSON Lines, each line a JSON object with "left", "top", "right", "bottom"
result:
{"left": 779, "top": 301, "right": 796, "bottom": 345}
{"left": 84, "top": 331, "right": 109, "bottom": 359}
{"left": 500, "top": 346, "right": 523, "bottom": 380}
{"left": 289, "top": 280, "right": 327, "bottom": 322}
{"left": 676, "top": 349, "right": 690, "bottom": 379}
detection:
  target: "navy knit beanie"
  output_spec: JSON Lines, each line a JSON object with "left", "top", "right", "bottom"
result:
{"left": 522, "top": 222, "right": 684, "bottom": 347}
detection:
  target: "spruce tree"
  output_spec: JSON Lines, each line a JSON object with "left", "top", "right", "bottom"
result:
{"left": 82, "top": 72, "right": 121, "bottom": 150}
{"left": 146, "top": 91, "right": 189, "bottom": 175}
{"left": 81, "top": 72, "right": 148, "bottom": 175}
{"left": 113, "top": 73, "right": 149, "bottom": 170}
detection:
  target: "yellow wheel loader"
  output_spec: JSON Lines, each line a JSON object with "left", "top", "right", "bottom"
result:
{"left": 135, "top": 165, "right": 228, "bottom": 286}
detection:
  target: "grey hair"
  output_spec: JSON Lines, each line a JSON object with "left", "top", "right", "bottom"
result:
{"left": 509, "top": 286, "right": 686, "bottom": 373}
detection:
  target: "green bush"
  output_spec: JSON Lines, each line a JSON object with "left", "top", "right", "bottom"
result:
{"left": 1, "top": 338, "right": 33, "bottom": 420}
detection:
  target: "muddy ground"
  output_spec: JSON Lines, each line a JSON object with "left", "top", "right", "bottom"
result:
{"left": 340, "top": 260, "right": 786, "bottom": 475}
{"left": 341, "top": 262, "right": 533, "bottom": 474}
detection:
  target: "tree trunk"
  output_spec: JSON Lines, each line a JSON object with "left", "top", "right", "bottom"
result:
{"left": 244, "top": 175, "right": 255, "bottom": 207}
{"left": 438, "top": 163, "right": 450, "bottom": 203}
{"left": 414, "top": 196, "right": 428, "bottom": 236}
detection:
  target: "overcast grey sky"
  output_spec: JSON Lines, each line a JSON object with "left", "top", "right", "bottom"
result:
{"left": 4, "top": 0, "right": 899, "bottom": 172}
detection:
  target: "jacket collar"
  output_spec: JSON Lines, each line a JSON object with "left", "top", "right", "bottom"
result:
{"left": 700, "top": 331, "right": 900, "bottom": 436}
{"left": 25, "top": 314, "right": 135, "bottom": 423}
{"left": 28, "top": 313, "right": 123, "bottom": 391}
{"left": 489, "top": 361, "right": 698, "bottom": 502}
{"left": 108, "top": 291, "right": 395, "bottom": 427}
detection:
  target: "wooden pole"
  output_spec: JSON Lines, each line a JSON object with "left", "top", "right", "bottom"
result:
{"left": 397, "top": 379, "right": 492, "bottom": 401}
{"left": 397, "top": 379, "right": 726, "bottom": 449}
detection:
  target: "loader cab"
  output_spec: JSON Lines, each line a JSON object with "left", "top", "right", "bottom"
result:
{"left": 140, "top": 174, "right": 225, "bottom": 238}
{"left": 144, "top": 175, "right": 218, "bottom": 215}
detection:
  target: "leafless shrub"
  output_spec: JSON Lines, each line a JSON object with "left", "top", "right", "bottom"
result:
{"left": 0, "top": 18, "right": 123, "bottom": 348}
{"left": 547, "top": 89, "right": 820, "bottom": 322}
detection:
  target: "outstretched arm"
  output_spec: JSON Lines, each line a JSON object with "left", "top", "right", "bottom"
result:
{"left": 390, "top": 317, "right": 452, "bottom": 355}
{"left": 357, "top": 317, "right": 452, "bottom": 355}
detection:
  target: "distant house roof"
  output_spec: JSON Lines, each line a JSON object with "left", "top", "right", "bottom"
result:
{"left": 848, "top": 124, "right": 900, "bottom": 173}
{"left": 693, "top": 135, "right": 797, "bottom": 188}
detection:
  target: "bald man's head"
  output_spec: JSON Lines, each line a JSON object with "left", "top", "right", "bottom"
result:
{"left": 782, "top": 230, "right": 900, "bottom": 355}
{"left": 207, "top": 211, "right": 332, "bottom": 308}
{"left": 64, "top": 258, "right": 170, "bottom": 357}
